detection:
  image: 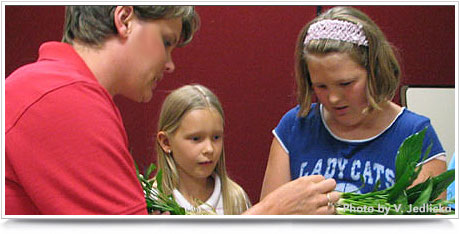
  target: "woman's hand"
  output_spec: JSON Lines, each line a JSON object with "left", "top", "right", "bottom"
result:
{"left": 245, "top": 175, "right": 340, "bottom": 215}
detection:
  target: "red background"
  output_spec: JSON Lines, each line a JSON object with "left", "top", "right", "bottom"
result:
{"left": 5, "top": 5, "right": 455, "bottom": 204}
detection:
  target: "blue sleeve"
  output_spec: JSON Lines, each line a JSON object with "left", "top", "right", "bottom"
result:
{"left": 421, "top": 122, "right": 446, "bottom": 161}
{"left": 399, "top": 109, "right": 445, "bottom": 162}
{"left": 274, "top": 106, "right": 300, "bottom": 154}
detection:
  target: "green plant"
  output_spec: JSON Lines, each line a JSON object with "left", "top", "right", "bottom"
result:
{"left": 135, "top": 163, "right": 187, "bottom": 215}
{"left": 336, "top": 127, "right": 455, "bottom": 215}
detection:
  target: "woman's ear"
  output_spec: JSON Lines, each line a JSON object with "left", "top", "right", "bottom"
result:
{"left": 113, "top": 6, "right": 135, "bottom": 38}
{"left": 157, "top": 131, "right": 172, "bottom": 154}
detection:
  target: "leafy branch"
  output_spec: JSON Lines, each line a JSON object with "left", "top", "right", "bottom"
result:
{"left": 336, "top": 127, "right": 455, "bottom": 215}
{"left": 135, "top": 162, "right": 187, "bottom": 215}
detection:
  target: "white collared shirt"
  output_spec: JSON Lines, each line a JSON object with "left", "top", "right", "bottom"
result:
{"left": 173, "top": 174, "right": 224, "bottom": 215}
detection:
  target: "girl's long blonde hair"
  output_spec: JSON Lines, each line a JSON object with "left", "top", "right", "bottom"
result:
{"left": 156, "top": 84, "right": 251, "bottom": 215}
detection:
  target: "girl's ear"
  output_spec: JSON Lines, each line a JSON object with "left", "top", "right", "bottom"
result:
{"left": 113, "top": 6, "right": 135, "bottom": 38}
{"left": 157, "top": 131, "right": 172, "bottom": 153}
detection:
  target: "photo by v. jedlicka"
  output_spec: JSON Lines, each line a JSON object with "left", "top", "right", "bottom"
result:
{"left": 335, "top": 127, "right": 455, "bottom": 215}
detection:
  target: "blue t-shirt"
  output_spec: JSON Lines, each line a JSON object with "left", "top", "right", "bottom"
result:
{"left": 274, "top": 104, "right": 445, "bottom": 194}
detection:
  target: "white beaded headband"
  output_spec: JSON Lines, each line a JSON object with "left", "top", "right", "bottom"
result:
{"left": 303, "top": 19, "right": 369, "bottom": 46}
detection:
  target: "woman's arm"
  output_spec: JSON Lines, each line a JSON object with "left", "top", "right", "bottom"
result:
{"left": 260, "top": 137, "right": 293, "bottom": 200}
{"left": 246, "top": 137, "right": 339, "bottom": 215}
{"left": 244, "top": 175, "right": 339, "bottom": 215}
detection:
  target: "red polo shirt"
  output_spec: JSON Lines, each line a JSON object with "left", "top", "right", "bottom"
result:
{"left": 5, "top": 42, "right": 147, "bottom": 215}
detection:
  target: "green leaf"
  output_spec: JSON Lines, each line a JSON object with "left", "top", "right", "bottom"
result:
{"left": 145, "top": 163, "right": 156, "bottom": 179}
{"left": 156, "top": 169, "right": 164, "bottom": 194}
{"left": 413, "top": 178, "right": 433, "bottom": 207}
{"left": 421, "top": 142, "right": 432, "bottom": 163}
{"left": 407, "top": 177, "right": 432, "bottom": 204}
{"left": 395, "top": 190, "right": 408, "bottom": 205}
{"left": 429, "top": 169, "right": 455, "bottom": 201}
{"left": 134, "top": 161, "right": 140, "bottom": 176}
{"left": 394, "top": 127, "right": 427, "bottom": 182}
{"left": 409, "top": 142, "right": 433, "bottom": 189}
{"left": 372, "top": 179, "right": 381, "bottom": 192}
{"left": 388, "top": 161, "right": 417, "bottom": 203}
{"left": 395, "top": 190, "right": 409, "bottom": 212}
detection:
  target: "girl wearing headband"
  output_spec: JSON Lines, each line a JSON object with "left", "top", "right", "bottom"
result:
{"left": 261, "top": 7, "right": 446, "bottom": 199}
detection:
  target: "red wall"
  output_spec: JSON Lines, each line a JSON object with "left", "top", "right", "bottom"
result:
{"left": 5, "top": 5, "right": 455, "bottom": 204}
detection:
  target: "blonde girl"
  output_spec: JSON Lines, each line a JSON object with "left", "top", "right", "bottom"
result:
{"left": 156, "top": 84, "right": 251, "bottom": 215}
{"left": 261, "top": 6, "right": 446, "bottom": 199}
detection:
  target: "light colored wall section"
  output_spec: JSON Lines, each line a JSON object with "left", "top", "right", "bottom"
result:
{"left": 404, "top": 87, "right": 456, "bottom": 164}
